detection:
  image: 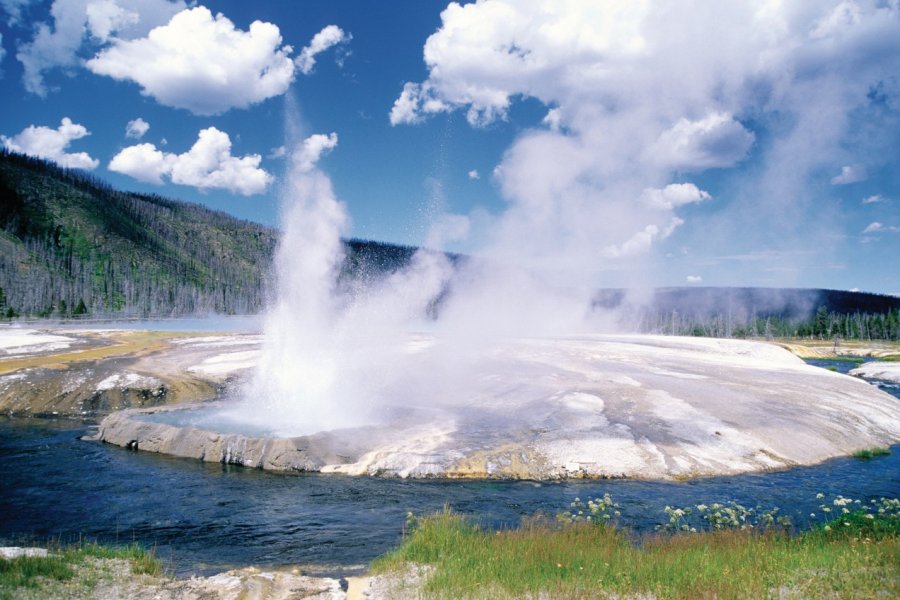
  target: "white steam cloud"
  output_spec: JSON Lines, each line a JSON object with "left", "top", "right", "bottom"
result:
{"left": 234, "top": 127, "right": 456, "bottom": 434}
{"left": 230, "top": 1, "right": 900, "bottom": 435}
{"left": 391, "top": 0, "right": 900, "bottom": 291}
{"left": 296, "top": 24, "right": 351, "bottom": 75}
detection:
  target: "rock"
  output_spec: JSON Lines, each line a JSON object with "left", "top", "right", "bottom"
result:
{"left": 850, "top": 361, "right": 900, "bottom": 384}
{"left": 173, "top": 566, "right": 345, "bottom": 599}
{"left": 347, "top": 564, "right": 432, "bottom": 599}
{"left": 0, "top": 546, "right": 50, "bottom": 559}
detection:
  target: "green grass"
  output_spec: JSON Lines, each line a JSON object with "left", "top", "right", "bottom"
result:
{"left": 0, "top": 553, "right": 74, "bottom": 595}
{"left": 374, "top": 506, "right": 899, "bottom": 599}
{"left": 0, "top": 542, "right": 162, "bottom": 600}
{"left": 853, "top": 447, "right": 892, "bottom": 460}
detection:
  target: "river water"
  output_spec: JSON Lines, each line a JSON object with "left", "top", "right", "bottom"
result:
{"left": 1, "top": 360, "right": 898, "bottom": 577}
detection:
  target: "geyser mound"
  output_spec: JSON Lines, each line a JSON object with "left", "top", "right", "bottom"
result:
{"left": 92, "top": 334, "right": 900, "bottom": 479}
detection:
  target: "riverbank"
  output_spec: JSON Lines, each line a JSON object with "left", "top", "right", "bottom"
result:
{"left": 5, "top": 491, "right": 897, "bottom": 599}
{"left": 0, "top": 544, "right": 347, "bottom": 600}
{"left": 370, "top": 497, "right": 900, "bottom": 599}
{"left": 775, "top": 338, "right": 900, "bottom": 360}
{"left": 4, "top": 416, "right": 898, "bottom": 581}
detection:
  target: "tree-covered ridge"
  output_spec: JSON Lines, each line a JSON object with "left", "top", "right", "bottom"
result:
{"left": 0, "top": 151, "right": 436, "bottom": 319}
{"left": 0, "top": 150, "right": 278, "bottom": 317}
{"left": 2, "top": 148, "right": 897, "bottom": 339}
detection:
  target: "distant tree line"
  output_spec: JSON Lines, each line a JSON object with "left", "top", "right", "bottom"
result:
{"left": 596, "top": 287, "right": 900, "bottom": 341}
{"left": 633, "top": 306, "right": 900, "bottom": 341}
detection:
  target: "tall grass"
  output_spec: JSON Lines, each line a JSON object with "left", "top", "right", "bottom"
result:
{"left": 374, "top": 497, "right": 900, "bottom": 599}
{"left": 0, "top": 542, "right": 161, "bottom": 600}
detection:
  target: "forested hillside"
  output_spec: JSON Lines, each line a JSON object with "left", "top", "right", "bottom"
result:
{"left": 2, "top": 149, "right": 897, "bottom": 339}
{"left": 0, "top": 150, "right": 280, "bottom": 317}
{"left": 0, "top": 151, "right": 432, "bottom": 318}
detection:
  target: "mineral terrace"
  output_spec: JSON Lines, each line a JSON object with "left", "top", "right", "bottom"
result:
{"left": 6, "top": 327, "right": 883, "bottom": 481}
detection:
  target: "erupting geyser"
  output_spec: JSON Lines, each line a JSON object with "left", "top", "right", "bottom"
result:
{"left": 91, "top": 1, "right": 900, "bottom": 476}
{"left": 226, "top": 126, "right": 455, "bottom": 437}
{"left": 241, "top": 132, "right": 355, "bottom": 435}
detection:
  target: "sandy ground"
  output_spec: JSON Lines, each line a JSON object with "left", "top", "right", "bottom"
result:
{"left": 776, "top": 338, "right": 900, "bottom": 359}
{"left": 0, "top": 546, "right": 419, "bottom": 600}
{"left": 0, "top": 326, "right": 260, "bottom": 418}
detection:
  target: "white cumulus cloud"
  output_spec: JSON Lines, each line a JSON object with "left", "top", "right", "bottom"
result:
{"left": 87, "top": 0, "right": 139, "bottom": 42}
{"left": 467, "top": 169, "right": 479, "bottom": 180}
{"left": 86, "top": 5, "right": 295, "bottom": 115}
{"left": 268, "top": 145, "right": 287, "bottom": 159}
{"left": 124, "top": 116, "right": 149, "bottom": 139}
{"left": 109, "top": 126, "right": 272, "bottom": 194}
{"left": 296, "top": 24, "right": 350, "bottom": 75}
{"left": 1, "top": 117, "right": 99, "bottom": 169}
{"left": 601, "top": 218, "right": 684, "bottom": 259}
{"left": 831, "top": 164, "right": 867, "bottom": 185}
{"left": 16, "top": 0, "right": 185, "bottom": 96}
{"left": 862, "top": 194, "right": 884, "bottom": 204}
{"left": 108, "top": 142, "right": 170, "bottom": 183}
{"left": 641, "top": 183, "right": 712, "bottom": 210}
{"left": 686, "top": 275, "right": 703, "bottom": 283}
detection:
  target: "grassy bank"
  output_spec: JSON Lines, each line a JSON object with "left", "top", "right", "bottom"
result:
{"left": 374, "top": 495, "right": 900, "bottom": 599}
{"left": 853, "top": 447, "right": 892, "bottom": 460}
{"left": 0, "top": 542, "right": 161, "bottom": 600}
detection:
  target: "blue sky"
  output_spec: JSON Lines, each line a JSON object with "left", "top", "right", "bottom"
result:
{"left": 1, "top": 0, "right": 898, "bottom": 295}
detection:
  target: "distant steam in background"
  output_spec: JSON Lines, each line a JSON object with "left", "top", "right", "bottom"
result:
{"left": 235, "top": 1, "right": 900, "bottom": 434}
{"left": 391, "top": 0, "right": 900, "bottom": 291}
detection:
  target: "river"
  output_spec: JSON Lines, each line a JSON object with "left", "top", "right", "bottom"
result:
{"left": 1, "top": 360, "right": 898, "bottom": 578}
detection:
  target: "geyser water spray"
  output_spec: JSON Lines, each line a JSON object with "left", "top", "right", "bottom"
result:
{"left": 230, "top": 125, "right": 456, "bottom": 436}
